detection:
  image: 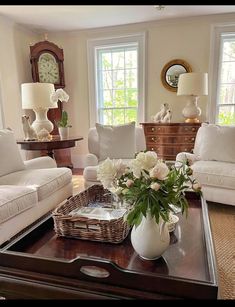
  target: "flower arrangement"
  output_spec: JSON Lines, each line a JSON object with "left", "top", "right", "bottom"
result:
{"left": 97, "top": 151, "right": 201, "bottom": 227}
{"left": 50, "top": 89, "right": 72, "bottom": 129}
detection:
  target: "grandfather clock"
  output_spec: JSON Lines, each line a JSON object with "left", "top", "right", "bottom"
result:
{"left": 29, "top": 38, "right": 72, "bottom": 168}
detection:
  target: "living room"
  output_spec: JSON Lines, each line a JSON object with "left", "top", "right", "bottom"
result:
{"left": 0, "top": 5, "right": 234, "bottom": 300}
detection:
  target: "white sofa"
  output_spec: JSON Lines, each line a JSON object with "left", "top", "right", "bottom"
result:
{"left": 176, "top": 123, "right": 235, "bottom": 206}
{"left": 0, "top": 129, "right": 73, "bottom": 246}
{"left": 83, "top": 124, "right": 146, "bottom": 188}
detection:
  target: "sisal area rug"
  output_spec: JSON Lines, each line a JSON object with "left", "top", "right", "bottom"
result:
{"left": 72, "top": 175, "right": 234, "bottom": 300}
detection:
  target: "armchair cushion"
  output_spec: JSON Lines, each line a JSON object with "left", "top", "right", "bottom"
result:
{"left": 194, "top": 123, "right": 235, "bottom": 163}
{"left": 96, "top": 122, "right": 136, "bottom": 160}
{"left": 24, "top": 156, "right": 57, "bottom": 169}
{"left": 84, "top": 153, "right": 99, "bottom": 167}
{"left": 0, "top": 129, "right": 25, "bottom": 177}
{"left": 191, "top": 160, "right": 235, "bottom": 190}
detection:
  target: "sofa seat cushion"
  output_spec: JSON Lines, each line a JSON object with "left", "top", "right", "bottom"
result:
{"left": 0, "top": 185, "right": 37, "bottom": 223}
{"left": 83, "top": 159, "right": 133, "bottom": 182}
{"left": 0, "top": 168, "right": 72, "bottom": 201}
{"left": 192, "top": 160, "right": 235, "bottom": 189}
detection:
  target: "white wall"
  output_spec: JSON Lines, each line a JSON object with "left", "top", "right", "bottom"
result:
{"left": 0, "top": 16, "right": 39, "bottom": 158}
{"left": 47, "top": 13, "right": 235, "bottom": 167}
{"left": 1, "top": 13, "right": 235, "bottom": 167}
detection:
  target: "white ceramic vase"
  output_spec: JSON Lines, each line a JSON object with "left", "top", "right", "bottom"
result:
{"left": 58, "top": 127, "right": 69, "bottom": 139}
{"left": 131, "top": 211, "right": 170, "bottom": 260}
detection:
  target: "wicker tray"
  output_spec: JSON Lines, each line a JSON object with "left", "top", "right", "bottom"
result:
{"left": 52, "top": 185, "right": 130, "bottom": 244}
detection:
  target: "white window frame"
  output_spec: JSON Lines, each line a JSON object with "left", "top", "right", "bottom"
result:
{"left": 208, "top": 23, "right": 235, "bottom": 124}
{"left": 87, "top": 33, "right": 146, "bottom": 127}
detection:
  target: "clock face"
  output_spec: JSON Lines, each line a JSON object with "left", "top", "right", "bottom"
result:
{"left": 38, "top": 53, "right": 60, "bottom": 84}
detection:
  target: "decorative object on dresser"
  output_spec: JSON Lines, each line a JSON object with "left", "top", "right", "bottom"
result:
{"left": 177, "top": 72, "right": 208, "bottom": 123}
{"left": 161, "top": 59, "right": 192, "bottom": 92}
{"left": 151, "top": 103, "right": 170, "bottom": 123}
{"left": 141, "top": 122, "right": 201, "bottom": 161}
{"left": 21, "top": 82, "right": 57, "bottom": 135}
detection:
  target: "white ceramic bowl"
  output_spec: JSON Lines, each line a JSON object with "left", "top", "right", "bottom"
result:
{"left": 167, "top": 214, "right": 179, "bottom": 232}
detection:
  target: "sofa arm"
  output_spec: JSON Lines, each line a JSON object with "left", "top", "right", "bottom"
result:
{"left": 24, "top": 156, "right": 57, "bottom": 169}
{"left": 85, "top": 153, "right": 99, "bottom": 167}
{"left": 175, "top": 152, "right": 197, "bottom": 168}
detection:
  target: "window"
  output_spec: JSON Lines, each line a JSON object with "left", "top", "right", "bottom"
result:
{"left": 87, "top": 33, "right": 145, "bottom": 126}
{"left": 209, "top": 25, "right": 235, "bottom": 125}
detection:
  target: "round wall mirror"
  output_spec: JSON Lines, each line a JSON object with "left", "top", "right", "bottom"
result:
{"left": 161, "top": 59, "right": 192, "bottom": 92}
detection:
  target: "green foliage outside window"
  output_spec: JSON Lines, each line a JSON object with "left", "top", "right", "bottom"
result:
{"left": 98, "top": 48, "right": 138, "bottom": 125}
{"left": 218, "top": 110, "right": 235, "bottom": 125}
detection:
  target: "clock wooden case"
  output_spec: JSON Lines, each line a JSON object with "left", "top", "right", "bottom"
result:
{"left": 29, "top": 40, "right": 72, "bottom": 168}
{"left": 30, "top": 40, "right": 65, "bottom": 89}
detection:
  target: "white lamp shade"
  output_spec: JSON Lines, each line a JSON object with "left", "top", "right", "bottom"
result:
{"left": 177, "top": 72, "right": 208, "bottom": 96}
{"left": 21, "top": 83, "right": 57, "bottom": 109}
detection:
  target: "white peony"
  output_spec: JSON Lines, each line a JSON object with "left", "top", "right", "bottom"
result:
{"left": 97, "top": 158, "right": 127, "bottom": 189}
{"left": 130, "top": 151, "right": 158, "bottom": 178}
{"left": 149, "top": 162, "right": 169, "bottom": 180}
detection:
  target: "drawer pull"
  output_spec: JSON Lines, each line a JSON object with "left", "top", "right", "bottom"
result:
{"left": 157, "top": 127, "right": 161, "bottom": 131}
{"left": 151, "top": 127, "right": 155, "bottom": 132}
{"left": 184, "top": 148, "right": 188, "bottom": 151}
{"left": 151, "top": 147, "right": 154, "bottom": 151}
{"left": 191, "top": 137, "right": 195, "bottom": 141}
{"left": 80, "top": 266, "right": 110, "bottom": 278}
{"left": 184, "top": 127, "right": 189, "bottom": 131}
{"left": 191, "top": 127, "right": 196, "bottom": 131}
{"left": 151, "top": 137, "right": 159, "bottom": 142}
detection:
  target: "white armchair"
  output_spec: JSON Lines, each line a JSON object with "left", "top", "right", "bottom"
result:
{"left": 83, "top": 125, "right": 146, "bottom": 188}
{"left": 176, "top": 123, "right": 235, "bottom": 206}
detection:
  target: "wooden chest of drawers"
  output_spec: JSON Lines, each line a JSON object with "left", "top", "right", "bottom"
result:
{"left": 141, "top": 123, "right": 201, "bottom": 161}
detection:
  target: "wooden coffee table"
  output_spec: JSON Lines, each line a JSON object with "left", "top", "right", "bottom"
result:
{"left": 0, "top": 192, "right": 218, "bottom": 299}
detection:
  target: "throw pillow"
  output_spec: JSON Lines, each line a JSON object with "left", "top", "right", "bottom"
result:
{"left": 96, "top": 122, "right": 136, "bottom": 160}
{"left": 196, "top": 123, "right": 235, "bottom": 162}
{"left": 0, "top": 129, "right": 25, "bottom": 177}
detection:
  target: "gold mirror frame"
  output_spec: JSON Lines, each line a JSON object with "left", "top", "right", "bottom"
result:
{"left": 161, "top": 59, "right": 192, "bottom": 92}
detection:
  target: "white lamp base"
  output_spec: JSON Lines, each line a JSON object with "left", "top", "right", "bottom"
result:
{"left": 31, "top": 108, "right": 54, "bottom": 134}
{"left": 182, "top": 96, "right": 201, "bottom": 123}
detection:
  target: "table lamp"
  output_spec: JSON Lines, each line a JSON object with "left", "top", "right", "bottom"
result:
{"left": 177, "top": 72, "right": 208, "bottom": 123}
{"left": 21, "top": 83, "right": 57, "bottom": 134}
